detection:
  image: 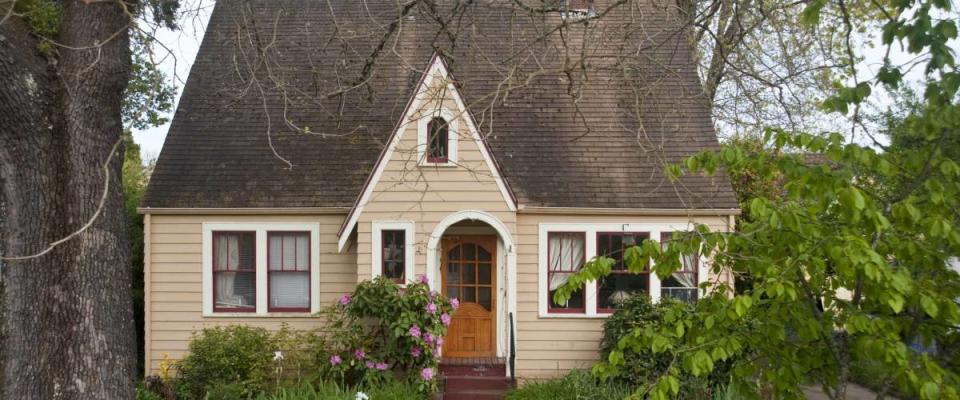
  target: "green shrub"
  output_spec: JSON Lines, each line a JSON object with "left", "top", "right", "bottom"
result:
{"left": 135, "top": 385, "right": 164, "bottom": 400}
{"left": 598, "top": 295, "right": 732, "bottom": 398}
{"left": 178, "top": 325, "right": 276, "bottom": 399}
{"left": 506, "top": 371, "right": 633, "bottom": 400}
{"left": 318, "top": 276, "right": 455, "bottom": 394}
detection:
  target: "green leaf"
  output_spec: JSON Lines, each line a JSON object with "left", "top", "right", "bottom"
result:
{"left": 921, "top": 296, "right": 939, "bottom": 318}
{"left": 888, "top": 294, "right": 905, "bottom": 314}
{"left": 801, "top": 0, "right": 827, "bottom": 25}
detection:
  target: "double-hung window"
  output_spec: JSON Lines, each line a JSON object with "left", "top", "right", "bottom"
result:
{"left": 204, "top": 223, "right": 318, "bottom": 316}
{"left": 213, "top": 232, "right": 257, "bottom": 312}
{"left": 597, "top": 232, "right": 650, "bottom": 312}
{"left": 268, "top": 232, "right": 311, "bottom": 312}
{"left": 547, "top": 232, "right": 586, "bottom": 313}
{"left": 659, "top": 232, "right": 699, "bottom": 302}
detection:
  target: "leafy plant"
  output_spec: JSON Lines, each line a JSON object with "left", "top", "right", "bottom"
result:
{"left": 555, "top": 1, "right": 960, "bottom": 396}
{"left": 598, "top": 295, "right": 733, "bottom": 398}
{"left": 178, "top": 326, "right": 276, "bottom": 399}
{"left": 318, "top": 276, "right": 456, "bottom": 394}
{"left": 505, "top": 370, "right": 634, "bottom": 400}
{"left": 256, "top": 379, "right": 425, "bottom": 400}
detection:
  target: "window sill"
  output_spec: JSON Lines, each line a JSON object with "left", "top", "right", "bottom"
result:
{"left": 203, "top": 312, "right": 317, "bottom": 318}
{"left": 419, "top": 161, "right": 458, "bottom": 168}
{"left": 537, "top": 312, "right": 609, "bottom": 319}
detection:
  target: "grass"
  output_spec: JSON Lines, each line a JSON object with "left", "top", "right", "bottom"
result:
{"left": 256, "top": 380, "right": 425, "bottom": 400}
{"left": 506, "top": 371, "right": 634, "bottom": 400}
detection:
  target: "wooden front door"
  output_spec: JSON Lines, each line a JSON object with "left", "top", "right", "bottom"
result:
{"left": 441, "top": 235, "right": 497, "bottom": 358}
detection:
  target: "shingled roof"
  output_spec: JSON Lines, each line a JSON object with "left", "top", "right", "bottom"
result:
{"left": 142, "top": 0, "right": 739, "bottom": 211}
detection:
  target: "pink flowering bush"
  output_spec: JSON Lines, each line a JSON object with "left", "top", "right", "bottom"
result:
{"left": 318, "top": 276, "right": 456, "bottom": 394}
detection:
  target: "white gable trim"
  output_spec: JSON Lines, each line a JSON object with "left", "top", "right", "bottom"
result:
{"left": 337, "top": 54, "right": 517, "bottom": 251}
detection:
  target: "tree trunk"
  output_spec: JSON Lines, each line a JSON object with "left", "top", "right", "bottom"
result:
{"left": 0, "top": 2, "right": 136, "bottom": 398}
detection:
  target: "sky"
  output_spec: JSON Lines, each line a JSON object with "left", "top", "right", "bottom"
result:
{"left": 130, "top": 3, "right": 950, "bottom": 162}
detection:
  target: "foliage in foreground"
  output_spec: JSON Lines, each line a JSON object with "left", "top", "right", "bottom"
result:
{"left": 257, "top": 380, "right": 424, "bottom": 400}
{"left": 143, "top": 277, "right": 456, "bottom": 399}
{"left": 599, "top": 296, "right": 734, "bottom": 398}
{"left": 555, "top": 0, "right": 960, "bottom": 398}
{"left": 505, "top": 371, "right": 635, "bottom": 400}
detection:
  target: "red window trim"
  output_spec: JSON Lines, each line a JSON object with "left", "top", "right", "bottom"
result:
{"left": 212, "top": 231, "right": 257, "bottom": 313}
{"left": 546, "top": 231, "right": 587, "bottom": 314}
{"left": 380, "top": 229, "right": 407, "bottom": 284}
{"left": 660, "top": 232, "right": 699, "bottom": 301}
{"left": 426, "top": 117, "right": 449, "bottom": 163}
{"left": 596, "top": 231, "right": 650, "bottom": 314}
{"left": 267, "top": 231, "right": 312, "bottom": 313}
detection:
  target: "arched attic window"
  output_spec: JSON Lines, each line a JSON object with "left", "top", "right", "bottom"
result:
{"left": 427, "top": 117, "right": 449, "bottom": 163}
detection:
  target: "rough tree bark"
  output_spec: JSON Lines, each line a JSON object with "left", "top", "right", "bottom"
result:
{"left": 0, "top": 2, "right": 136, "bottom": 398}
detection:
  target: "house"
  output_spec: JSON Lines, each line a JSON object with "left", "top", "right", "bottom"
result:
{"left": 139, "top": 0, "right": 740, "bottom": 381}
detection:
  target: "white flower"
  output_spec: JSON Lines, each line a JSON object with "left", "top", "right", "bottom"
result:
{"left": 355, "top": 392, "right": 370, "bottom": 400}
{"left": 273, "top": 350, "right": 284, "bottom": 362}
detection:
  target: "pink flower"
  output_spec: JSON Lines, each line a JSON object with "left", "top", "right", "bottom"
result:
{"left": 409, "top": 325, "right": 422, "bottom": 338}
{"left": 355, "top": 348, "right": 365, "bottom": 359}
{"left": 418, "top": 275, "right": 429, "bottom": 284}
{"left": 421, "top": 367, "right": 434, "bottom": 381}
{"left": 450, "top": 298, "right": 459, "bottom": 310}
{"left": 426, "top": 302, "right": 437, "bottom": 314}
{"left": 330, "top": 355, "right": 342, "bottom": 365}
{"left": 424, "top": 332, "right": 434, "bottom": 346}
{"left": 339, "top": 295, "right": 351, "bottom": 306}
{"left": 436, "top": 337, "right": 444, "bottom": 347}
{"left": 441, "top": 313, "right": 451, "bottom": 326}
{"left": 411, "top": 346, "right": 422, "bottom": 357}
{"left": 429, "top": 290, "right": 438, "bottom": 299}
{"left": 376, "top": 362, "right": 389, "bottom": 370}
{"left": 365, "top": 360, "right": 375, "bottom": 369}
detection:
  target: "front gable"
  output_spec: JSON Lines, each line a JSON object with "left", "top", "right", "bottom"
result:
{"left": 337, "top": 54, "right": 516, "bottom": 252}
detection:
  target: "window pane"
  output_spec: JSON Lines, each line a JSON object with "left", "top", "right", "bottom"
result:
{"left": 270, "top": 271, "right": 310, "bottom": 309}
{"left": 447, "top": 287, "right": 461, "bottom": 301}
{"left": 463, "top": 263, "right": 476, "bottom": 284}
{"left": 478, "top": 263, "right": 492, "bottom": 284}
{"left": 662, "top": 288, "right": 697, "bottom": 303}
{"left": 447, "top": 263, "right": 461, "bottom": 284}
{"left": 269, "top": 235, "right": 282, "bottom": 271}
{"left": 478, "top": 247, "right": 492, "bottom": 261}
{"left": 296, "top": 235, "right": 309, "bottom": 271}
{"left": 382, "top": 230, "right": 405, "bottom": 281}
{"left": 215, "top": 271, "right": 255, "bottom": 310}
{"left": 428, "top": 117, "right": 449, "bottom": 160}
{"left": 549, "top": 284, "right": 584, "bottom": 310}
{"left": 479, "top": 287, "right": 492, "bottom": 310}
{"left": 282, "top": 235, "right": 296, "bottom": 269}
{"left": 462, "top": 287, "right": 476, "bottom": 303}
{"left": 215, "top": 232, "right": 255, "bottom": 271}
{"left": 598, "top": 273, "right": 649, "bottom": 310}
{"left": 463, "top": 244, "right": 476, "bottom": 261}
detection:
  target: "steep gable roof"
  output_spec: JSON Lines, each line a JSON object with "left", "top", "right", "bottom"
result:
{"left": 142, "top": 0, "right": 738, "bottom": 212}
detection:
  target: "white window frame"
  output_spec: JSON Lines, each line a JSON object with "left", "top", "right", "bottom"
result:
{"left": 371, "top": 221, "right": 416, "bottom": 284}
{"left": 202, "top": 222, "right": 321, "bottom": 317}
{"left": 417, "top": 108, "right": 459, "bottom": 167}
{"left": 537, "top": 222, "right": 708, "bottom": 318}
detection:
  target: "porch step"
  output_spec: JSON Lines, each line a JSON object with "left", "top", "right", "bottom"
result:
{"left": 442, "top": 389, "right": 509, "bottom": 400}
{"left": 440, "top": 362, "right": 513, "bottom": 400}
{"left": 439, "top": 362, "right": 506, "bottom": 377}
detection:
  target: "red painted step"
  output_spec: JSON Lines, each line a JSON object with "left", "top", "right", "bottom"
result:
{"left": 442, "top": 389, "right": 508, "bottom": 400}
{"left": 439, "top": 363, "right": 507, "bottom": 377}
{"left": 440, "top": 362, "right": 513, "bottom": 400}
{"left": 445, "top": 376, "right": 512, "bottom": 391}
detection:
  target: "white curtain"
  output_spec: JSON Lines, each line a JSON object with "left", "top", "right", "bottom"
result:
{"left": 215, "top": 235, "right": 240, "bottom": 306}
{"left": 548, "top": 233, "right": 585, "bottom": 291}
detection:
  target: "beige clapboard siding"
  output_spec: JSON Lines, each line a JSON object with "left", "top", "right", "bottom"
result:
{"left": 145, "top": 214, "right": 354, "bottom": 373}
{"left": 512, "top": 213, "right": 732, "bottom": 378}
{"left": 354, "top": 74, "right": 516, "bottom": 283}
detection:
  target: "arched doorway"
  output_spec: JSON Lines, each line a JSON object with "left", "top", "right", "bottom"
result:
{"left": 427, "top": 210, "right": 516, "bottom": 361}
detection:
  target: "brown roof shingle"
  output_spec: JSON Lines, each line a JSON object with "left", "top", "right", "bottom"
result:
{"left": 142, "top": 0, "right": 739, "bottom": 211}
